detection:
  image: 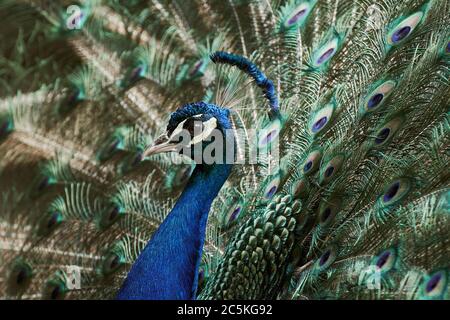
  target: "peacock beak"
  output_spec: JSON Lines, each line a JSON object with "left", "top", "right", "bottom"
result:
{"left": 142, "top": 133, "right": 178, "bottom": 158}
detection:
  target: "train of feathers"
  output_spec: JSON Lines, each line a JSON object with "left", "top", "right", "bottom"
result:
{"left": 0, "top": 0, "right": 449, "bottom": 300}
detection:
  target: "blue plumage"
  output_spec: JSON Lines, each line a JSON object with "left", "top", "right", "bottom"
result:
{"left": 117, "top": 103, "right": 233, "bottom": 300}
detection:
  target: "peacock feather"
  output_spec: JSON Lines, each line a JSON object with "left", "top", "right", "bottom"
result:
{"left": 0, "top": 0, "right": 449, "bottom": 300}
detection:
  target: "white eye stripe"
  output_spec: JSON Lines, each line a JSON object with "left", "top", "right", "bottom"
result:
{"left": 169, "top": 119, "right": 188, "bottom": 140}
{"left": 168, "top": 115, "right": 218, "bottom": 145}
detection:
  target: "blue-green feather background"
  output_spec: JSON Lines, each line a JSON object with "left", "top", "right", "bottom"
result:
{"left": 0, "top": 0, "right": 448, "bottom": 300}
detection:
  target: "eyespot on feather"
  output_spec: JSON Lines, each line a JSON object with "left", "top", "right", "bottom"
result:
{"left": 372, "top": 247, "right": 398, "bottom": 274}
{"left": 100, "top": 251, "right": 125, "bottom": 276}
{"left": 282, "top": 1, "right": 316, "bottom": 30}
{"left": 43, "top": 272, "right": 68, "bottom": 300}
{"left": 379, "top": 178, "right": 411, "bottom": 206}
{"left": 314, "top": 246, "right": 337, "bottom": 272}
{"left": 319, "top": 154, "right": 345, "bottom": 185}
{"left": 7, "top": 260, "right": 33, "bottom": 295}
{"left": 263, "top": 174, "right": 281, "bottom": 201}
{"left": 361, "top": 80, "right": 397, "bottom": 114}
{"left": 312, "top": 36, "right": 340, "bottom": 68}
{"left": 258, "top": 117, "right": 282, "bottom": 150}
{"left": 369, "top": 116, "right": 404, "bottom": 148}
{"left": 386, "top": 12, "right": 424, "bottom": 46}
{"left": 419, "top": 270, "right": 448, "bottom": 300}
{"left": 309, "top": 104, "right": 335, "bottom": 135}
{"left": 302, "top": 149, "right": 322, "bottom": 175}
{"left": 318, "top": 199, "right": 341, "bottom": 227}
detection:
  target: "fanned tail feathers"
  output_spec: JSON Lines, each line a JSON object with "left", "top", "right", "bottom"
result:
{"left": 0, "top": 0, "right": 449, "bottom": 300}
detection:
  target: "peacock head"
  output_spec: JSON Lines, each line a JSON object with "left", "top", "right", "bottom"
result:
{"left": 143, "top": 102, "right": 234, "bottom": 164}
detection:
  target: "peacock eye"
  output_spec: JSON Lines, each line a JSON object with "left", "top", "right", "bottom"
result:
{"left": 264, "top": 130, "right": 278, "bottom": 145}
{"left": 309, "top": 104, "right": 335, "bottom": 135}
{"left": 98, "top": 204, "right": 125, "bottom": 230}
{"left": 325, "top": 166, "right": 334, "bottom": 177}
{"left": 282, "top": 1, "right": 314, "bottom": 29}
{"left": 197, "top": 264, "right": 209, "bottom": 292}
{"left": 392, "top": 26, "right": 411, "bottom": 42}
{"left": 8, "top": 261, "right": 33, "bottom": 294}
{"left": 228, "top": 206, "right": 241, "bottom": 224}
{"left": 108, "top": 207, "right": 119, "bottom": 221}
{"left": 37, "top": 176, "right": 50, "bottom": 191}
{"left": 38, "top": 210, "right": 64, "bottom": 236}
{"left": 302, "top": 149, "right": 322, "bottom": 175}
{"left": 119, "top": 151, "right": 143, "bottom": 175}
{"left": 31, "top": 175, "right": 56, "bottom": 197}
{"left": 446, "top": 41, "right": 450, "bottom": 53}
{"left": 304, "top": 161, "right": 313, "bottom": 172}
{"left": 384, "top": 182, "right": 399, "bottom": 202}
{"left": 285, "top": 8, "right": 307, "bottom": 27}
{"left": 120, "top": 63, "right": 147, "bottom": 88}
{"left": 315, "top": 246, "right": 337, "bottom": 271}
{"left": 371, "top": 117, "right": 404, "bottom": 147}
{"left": 318, "top": 200, "right": 340, "bottom": 227}
{"left": 362, "top": 80, "right": 397, "bottom": 113}
{"left": 101, "top": 252, "right": 125, "bottom": 276}
{"left": 313, "top": 117, "right": 327, "bottom": 132}
{"left": 387, "top": 12, "right": 424, "bottom": 46}
{"left": 381, "top": 179, "right": 411, "bottom": 206}
{"left": 291, "top": 178, "right": 307, "bottom": 199}
{"left": 373, "top": 248, "right": 397, "bottom": 273}
{"left": 319, "top": 250, "right": 331, "bottom": 266}
{"left": 0, "top": 116, "right": 13, "bottom": 139}
{"left": 312, "top": 36, "right": 340, "bottom": 68}
{"left": 47, "top": 212, "right": 60, "bottom": 228}
{"left": 368, "top": 94, "right": 383, "bottom": 108}
{"left": 69, "top": 88, "right": 82, "bottom": 101}
{"left": 130, "top": 65, "right": 146, "bottom": 82}
{"left": 375, "top": 128, "right": 391, "bottom": 144}
{"left": 189, "top": 60, "right": 205, "bottom": 77}
{"left": 50, "top": 285, "right": 62, "bottom": 300}
{"left": 222, "top": 198, "right": 245, "bottom": 228}
{"left": 319, "top": 154, "right": 344, "bottom": 185}
{"left": 96, "top": 135, "right": 124, "bottom": 162}
{"left": 420, "top": 271, "right": 448, "bottom": 300}
{"left": 267, "top": 186, "right": 277, "bottom": 198}
{"left": 44, "top": 276, "right": 67, "bottom": 300}
{"left": 258, "top": 117, "right": 282, "bottom": 149}
{"left": 263, "top": 174, "right": 281, "bottom": 201}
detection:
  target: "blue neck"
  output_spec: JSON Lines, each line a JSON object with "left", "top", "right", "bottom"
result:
{"left": 117, "top": 163, "right": 232, "bottom": 300}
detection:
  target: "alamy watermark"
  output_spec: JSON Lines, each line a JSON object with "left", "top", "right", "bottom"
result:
{"left": 66, "top": 265, "right": 81, "bottom": 290}
{"left": 359, "top": 266, "right": 382, "bottom": 290}
{"left": 66, "top": 5, "right": 84, "bottom": 30}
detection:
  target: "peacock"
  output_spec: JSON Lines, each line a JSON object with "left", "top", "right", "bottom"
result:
{"left": 0, "top": 0, "right": 449, "bottom": 300}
